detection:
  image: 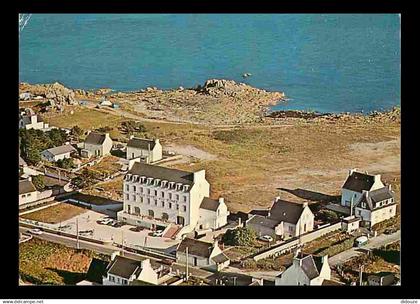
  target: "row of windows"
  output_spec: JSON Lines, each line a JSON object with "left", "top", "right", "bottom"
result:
{"left": 126, "top": 200, "right": 187, "bottom": 212}
{"left": 20, "top": 193, "right": 33, "bottom": 199}
{"left": 125, "top": 194, "right": 187, "bottom": 208}
{"left": 125, "top": 185, "right": 188, "bottom": 202}
{"left": 108, "top": 275, "right": 128, "bottom": 285}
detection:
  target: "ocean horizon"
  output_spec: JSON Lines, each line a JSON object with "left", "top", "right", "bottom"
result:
{"left": 19, "top": 14, "right": 401, "bottom": 114}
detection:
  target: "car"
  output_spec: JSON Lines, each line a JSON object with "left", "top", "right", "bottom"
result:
{"left": 112, "top": 221, "right": 124, "bottom": 228}
{"left": 354, "top": 235, "right": 369, "bottom": 247}
{"left": 258, "top": 235, "right": 274, "bottom": 242}
{"left": 384, "top": 228, "right": 396, "bottom": 235}
{"left": 28, "top": 228, "right": 43, "bottom": 235}
{"left": 152, "top": 230, "right": 164, "bottom": 237}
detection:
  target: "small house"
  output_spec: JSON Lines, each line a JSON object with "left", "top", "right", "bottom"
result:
{"left": 176, "top": 238, "right": 230, "bottom": 271}
{"left": 103, "top": 253, "right": 158, "bottom": 286}
{"left": 126, "top": 136, "right": 162, "bottom": 163}
{"left": 275, "top": 251, "right": 331, "bottom": 286}
{"left": 341, "top": 215, "right": 361, "bottom": 233}
{"left": 198, "top": 197, "right": 230, "bottom": 230}
{"left": 19, "top": 178, "right": 38, "bottom": 206}
{"left": 341, "top": 169, "right": 385, "bottom": 208}
{"left": 41, "top": 144, "right": 77, "bottom": 162}
{"left": 19, "top": 108, "right": 49, "bottom": 130}
{"left": 82, "top": 132, "right": 113, "bottom": 157}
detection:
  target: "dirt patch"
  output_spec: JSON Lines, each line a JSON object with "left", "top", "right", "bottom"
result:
{"left": 166, "top": 144, "right": 217, "bottom": 161}
{"left": 20, "top": 203, "right": 87, "bottom": 224}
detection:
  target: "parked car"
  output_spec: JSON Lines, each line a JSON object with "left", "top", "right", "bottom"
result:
{"left": 384, "top": 228, "right": 397, "bottom": 235}
{"left": 354, "top": 235, "right": 369, "bottom": 247}
{"left": 152, "top": 230, "right": 164, "bottom": 237}
{"left": 28, "top": 228, "right": 43, "bottom": 235}
{"left": 258, "top": 235, "right": 274, "bottom": 242}
{"left": 112, "top": 221, "right": 124, "bottom": 228}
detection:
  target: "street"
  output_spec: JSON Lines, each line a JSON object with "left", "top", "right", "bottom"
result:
{"left": 328, "top": 230, "right": 400, "bottom": 267}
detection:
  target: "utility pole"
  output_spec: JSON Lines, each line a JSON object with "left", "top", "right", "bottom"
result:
{"left": 185, "top": 247, "right": 189, "bottom": 281}
{"left": 76, "top": 217, "right": 80, "bottom": 249}
{"left": 350, "top": 196, "right": 354, "bottom": 217}
{"left": 359, "top": 264, "right": 364, "bottom": 286}
{"left": 232, "top": 277, "right": 237, "bottom": 286}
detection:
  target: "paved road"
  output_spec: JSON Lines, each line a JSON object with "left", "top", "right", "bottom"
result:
{"left": 329, "top": 230, "right": 400, "bottom": 267}
{"left": 19, "top": 226, "right": 212, "bottom": 279}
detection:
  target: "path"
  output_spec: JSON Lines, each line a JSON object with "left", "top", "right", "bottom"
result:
{"left": 329, "top": 230, "right": 400, "bottom": 267}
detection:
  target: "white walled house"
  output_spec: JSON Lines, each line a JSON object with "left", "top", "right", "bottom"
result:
{"left": 103, "top": 254, "right": 158, "bottom": 286}
{"left": 341, "top": 169, "right": 385, "bottom": 208}
{"left": 176, "top": 238, "right": 230, "bottom": 271}
{"left": 246, "top": 198, "right": 314, "bottom": 240}
{"left": 19, "top": 178, "right": 38, "bottom": 205}
{"left": 275, "top": 252, "right": 331, "bottom": 286}
{"left": 117, "top": 162, "right": 229, "bottom": 233}
{"left": 126, "top": 136, "right": 162, "bottom": 163}
{"left": 19, "top": 109, "right": 49, "bottom": 130}
{"left": 198, "top": 197, "right": 229, "bottom": 230}
{"left": 41, "top": 144, "right": 77, "bottom": 162}
{"left": 81, "top": 132, "right": 113, "bottom": 157}
{"left": 353, "top": 185, "right": 397, "bottom": 228}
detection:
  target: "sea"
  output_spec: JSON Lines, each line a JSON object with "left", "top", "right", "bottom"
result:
{"left": 19, "top": 14, "right": 401, "bottom": 114}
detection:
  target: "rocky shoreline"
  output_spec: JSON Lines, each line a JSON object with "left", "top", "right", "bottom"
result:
{"left": 19, "top": 80, "right": 400, "bottom": 125}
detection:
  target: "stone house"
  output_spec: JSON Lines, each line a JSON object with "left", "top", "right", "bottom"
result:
{"left": 176, "top": 238, "right": 230, "bottom": 271}
{"left": 19, "top": 178, "right": 38, "bottom": 205}
{"left": 102, "top": 254, "right": 158, "bottom": 286}
{"left": 81, "top": 132, "right": 113, "bottom": 157}
{"left": 246, "top": 198, "right": 314, "bottom": 240}
{"left": 341, "top": 169, "right": 385, "bottom": 208}
{"left": 126, "top": 136, "right": 162, "bottom": 163}
{"left": 354, "top": 185, "right": 397, "bottom": 227}
{"left": 41, "top": 144, "right": 77, "bottom": 162}
{"left": 275, "top": 251, "right": 331, "bottom": 286}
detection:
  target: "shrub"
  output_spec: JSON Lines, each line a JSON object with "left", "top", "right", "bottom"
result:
{"left": 222, "top": 227, "right": 256, "bottom": 246}
{"left": 31, "top": 175, "right": 45, "bottom": 191}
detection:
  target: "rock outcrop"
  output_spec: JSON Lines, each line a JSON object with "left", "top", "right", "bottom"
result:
{"left": 19, "top": 82, "right": 78, "bottom": 105}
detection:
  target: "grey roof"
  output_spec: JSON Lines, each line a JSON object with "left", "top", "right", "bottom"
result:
{"left": 107, "top": 256, "right": 143, "bottom": 279}
{"left": 322, "top": 279, "right": 344, "bottom": 286}
{"left": 85, "top": 132, "right": 107, "bottom": 145}
{"left": 358, "top": 187, "right": 394, "bottom": 210}
{"left": 200, "top": 197, "right": 220, "bottom": 211}
{"left": 342, "top": 171, "right": 377, "bottom": 192}
{"left": 268, "top": 199, "right": 306, "bottom": 224}
{"left": 19, "top": 156, "right": 27, "bottom": 167}
{"left": 128, "top": 162, "right": 194, "bottom": 186}
{"left": 43, "top": 144, "right": 76, "bottom": 156}
{"left": 177, "top": 238, "right": 214, "bottom": 258}
{"left": 299, "top": 254, "right": 320, "bottom": 280}
{"left": 246, "top": 214, "right": 281, "bottom": 229}
{"left": 212, "top": 253, "right": 230, "bottom": 264}
{"left": 127, "top": 137, "right": 156, "bottom": 150}
{"left": 19, "top": 179, "right": 36, "bottom": 194}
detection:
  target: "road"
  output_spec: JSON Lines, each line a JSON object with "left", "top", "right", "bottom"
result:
{"left": 19, "top": 226, "right": 213, "bottom": 279}
{"left": 329, "top": 230, "right": 400, "bottom": 267}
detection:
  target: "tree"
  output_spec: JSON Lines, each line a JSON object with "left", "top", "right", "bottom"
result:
{"left": 47, "top": 128, "right": 68, "bottom": 147}
{"left": 221, "top": 227, "right": 256, "bottom": 246}
{"left": 26, "top": 147, "right": 41, "bottom": 165}
{"left": 56, "top": 158, "right": 74, "bottom": 169}
{"left": 32, "top": 175, "right": 45, "bottom": 191}
{"left": 120, "top": 121, "right": 146, "bottom": 135}
{"left": 70, "top": 169, "right": 96, "bottom": 189}
{"left": 318, "top": 209, "right": 339, "bottom": 222}
{"left": 71, "top": 126, "right": 84, "bottom": 140}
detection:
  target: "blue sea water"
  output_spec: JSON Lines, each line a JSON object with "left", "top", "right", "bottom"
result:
{"left": 19, "top": 14, "right": 400, "bottom": 113}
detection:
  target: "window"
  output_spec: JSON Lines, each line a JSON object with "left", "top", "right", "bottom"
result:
{"left": 148, "top": 210, "right": 154, "bottom": 217}
{"left": 155, "top": 199, "right": 158, "bottom": 206}
{"left": 126, "top": 185, "right": 129, "bottom": 191}
{"left": 27, "top": 193, "right": 31, "bottom": 197}
{"left": 183, "top": 206, "right": 187, "bottom": 212}
{"left": 122, "top": 279, "right": 128, "bottom": 285}
{"left": 169, "top": 193, "right": 172, "bottom": 199}
{"left": 147, "top": 189, "right": 151, "bottom": 195}
{"left": 176, "top": 194, "right": 179, "bottom": 200}
{"left": 183, "top": 196, "right": 187, "bottom": 202}
{"left": 133, "top": 186, "right": 136, "bottom": 192}
{"left": 147, "top": 198, "right": 150, "bottom": 204}
{"left": 134, "top": 207, "right": 140, "bottom": 215}
{"left": 140, "top": 187, "right": 143, "bottom": 193}
{"left": 161, "top": 192, "right": 164, "bottom": 198}
{"left": 109, "top": 275, "right": 115, "bottom": 282}
{"left": 288, "top": 226, "right": 293, "bottom": 232}
{"left": 169, "top": 203, "right": 172, "bottom": 209}
{"left": 176, "top": 204, "right": 179, "bottom": 210}
{"left": 161, "top": 201, "right": 165, "bottom": 207}
{"left": 131, "top": 195, "right": 135, "bottom": 201}
{"left": 140, "top": 197, "right": 143, "bottom": 203}
{"left": 125, "top": 194, "right": 129, "bottom": 200}
{"left": 127, "top": 205, "right": 131, "bottom": 214}
{"left": 154, "top": 190, "right": 158, "bottom": 196}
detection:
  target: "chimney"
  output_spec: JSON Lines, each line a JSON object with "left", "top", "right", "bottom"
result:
{"left": 275, "top": 196, "right": 280, "bottom": 203}
{"left": 349, "top": 168, "right": 356, "bottom": 176}
{"left": 218, "top": 197, "right": 225, "bottom": 205}
{"left": 129, "top": 135, "right": 134, "bottom": 139}
{"left": 322, "top": 254, "right": 329, "bottom": 266}
{"left": 141, "top": 259, "right": 151, "bottom": 269}
{"left": 388, "top": 184, "right": 391, "bottom": 191}
{"left": 27, "top": 176, "right": 32, "bottom": 182}
{"left": 155, "top": 139, "right": 160, "bottom": 144}
{"left": 303, "top": 202, "right": 308, "bottom": 208}
{"left": 193, "top": 169, "right": 206, "bottom": 183}
{"left": 374, "top": 174, "right": 381, "bottom": 184}
{"left": 293, "top": 249, "right": 303, "bottom": 267}
{"left": 111, "top": 251, "right": 120, "bottom": 261}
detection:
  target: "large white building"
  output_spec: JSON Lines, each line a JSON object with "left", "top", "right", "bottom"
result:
{"left": 126, "top": 136, "right": 162, "bottom": 163}
{"left": 117, "top": 162, "right": 229, "bottom": 234}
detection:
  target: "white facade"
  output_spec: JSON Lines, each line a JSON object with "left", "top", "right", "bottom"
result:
{"left": 126, "top": 137, "right": 163, "bottom": 163}
{"left": 198, "top": 198, "right": 229, "bottom": 230}
{"left": 275, "top": 254, "right": 331, "bottom": 286}
{"left": 118, "top": 163, "right": 210, "bottom": 233}
{"left": 103, "top": 257, "right": 158, "bottom": 286}
{"left": 19, "top": 189, "right": 38, "bottom": 205}
{"left": 83, "top": 133, "right": 113, "bottom": 157}
{"left": 354, "top": 201, "right": 397, "bottom": 227}
{"left": 41, "top": 150, "right": 72, "bottom": 162}
{"left": 19, "top": 113, "right": 49, "bottom": 130}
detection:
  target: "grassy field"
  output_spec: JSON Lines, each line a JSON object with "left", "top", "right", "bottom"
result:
{"left": 42, "top": 105, "right": 401, "bottom": 215}
{"left": 88, "top": 155, "right": 122, "bottom": 176}
{"left": 19, "top": 238, "right": 107, "bottom": 285}
{"left": 21, "top": 203, "right": 87, "bottom": 224}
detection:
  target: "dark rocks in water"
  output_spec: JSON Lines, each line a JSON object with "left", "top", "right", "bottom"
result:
{"left": 267, "top": 110, "right": 330, "bottom": 119}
